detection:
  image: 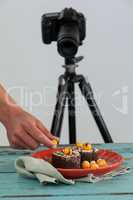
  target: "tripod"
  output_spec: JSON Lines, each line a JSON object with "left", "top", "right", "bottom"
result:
{"left": 51, "top": 56, "right": 113, "bottom": 144}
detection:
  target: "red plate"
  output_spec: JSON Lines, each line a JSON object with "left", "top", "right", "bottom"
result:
{"left": 32, "top": 148, "right": 124, "bottom": 179}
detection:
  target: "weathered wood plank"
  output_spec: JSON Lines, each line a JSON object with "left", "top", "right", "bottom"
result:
{"left": 0, "top": 195, "right": 133, "bottom": 200}
{"left": 0, "top": 149, "right": 32, "bottom": 173}
{"left": 0, "top": 167, "right": 133, "bottom": 197}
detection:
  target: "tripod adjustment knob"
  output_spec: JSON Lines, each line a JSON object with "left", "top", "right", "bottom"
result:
{"left": 73, "top": 56, "right": 84, "bottom": 64}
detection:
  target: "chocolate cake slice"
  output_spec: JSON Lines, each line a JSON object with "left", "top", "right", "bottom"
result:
{"left": 75, "top": 143, "right": 99, "bottom": 162}
{"left": 80, "top": 149, "right": 98, "bottom": 162}
{"left": 52, "top": 149, "right": 81, "bottom": 169}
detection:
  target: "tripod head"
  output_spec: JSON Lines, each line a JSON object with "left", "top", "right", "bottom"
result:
{"left": 63, "top": 56, "right": 84, "bottom": 74}
{"left": 65, "top": 56, "right": 84, "bottom": 65}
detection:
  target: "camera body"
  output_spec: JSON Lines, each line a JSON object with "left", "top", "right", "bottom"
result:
{"left": 41, "top": 8, "right": 86, "bottom": 58}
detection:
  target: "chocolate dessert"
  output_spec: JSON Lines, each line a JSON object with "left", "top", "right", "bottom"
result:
{"left": 80, "top": 149, "right": 98, "bottom": 162}
{"left": 75, "top": 143, "right": 98, "bottom": 162}
{"left": 52, "top": 148, "right": 81, "bottom": 169}
{"left": 51, "top": 143, "right": 100, "bottom": 169}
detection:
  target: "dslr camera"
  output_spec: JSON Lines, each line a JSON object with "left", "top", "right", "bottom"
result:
{"left": 41, "top": 8, "right": 86, "bottom": 58}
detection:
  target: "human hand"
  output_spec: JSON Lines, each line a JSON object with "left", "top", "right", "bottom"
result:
{"left": 3, "top": 106, "right": 57, "bottom": 150}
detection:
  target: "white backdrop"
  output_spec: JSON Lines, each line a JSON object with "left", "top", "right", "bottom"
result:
{"left": 0, "top": 0, "right": 133, "bottom": 145}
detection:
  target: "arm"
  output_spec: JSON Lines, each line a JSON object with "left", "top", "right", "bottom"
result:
{"left": 0, "top": 84, "right": 56, "bottom": 149}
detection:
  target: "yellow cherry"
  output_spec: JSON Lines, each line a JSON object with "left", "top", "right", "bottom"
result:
{"left": 82, "top": 161, "right": 91, "bottom": 169}
{"left": 90, "top": 161, "right": 99, "bottom": 170}
{"left": 76, "top": 142, "right": 83, "bottom": 148}
{"left": 52, "top": 138, "right": 60, "bottom": 145}
{"left": 97, "top": 159, "right": 108, "bottom": 167}
{"left": 83, "top": 143, "right": 92, "bottom": 151}
{"left": 63, "top": 147, "right": 72, "bottom": 155}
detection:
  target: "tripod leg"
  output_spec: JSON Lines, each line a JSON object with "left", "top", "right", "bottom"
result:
{"left": 68, "top": 80, "right": 76, "bottom": 144}
{"left": 79, "top": 77, "right": 113, "bottom": 143}
{"left": 51, "top": 76, "right": 67, "bottom": 138}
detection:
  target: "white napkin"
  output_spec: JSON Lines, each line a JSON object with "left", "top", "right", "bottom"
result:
{"left": 15, "top": 156, "right": 131, "bottom": 185}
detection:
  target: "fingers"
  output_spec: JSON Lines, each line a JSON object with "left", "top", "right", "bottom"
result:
{"left": 36, "top": 120, "right": 58, "bottom": 140}
{"left": 11, "top": 136, "right": 29, "bottom": 149}
{"left": 24, "top": 123, "right": 54, "bottom": 147}
{"left": 10, "top": 127, "right": 39, "bottom": 150}
{"left": 17, "top": 131, "right": 39, "bottom": 150}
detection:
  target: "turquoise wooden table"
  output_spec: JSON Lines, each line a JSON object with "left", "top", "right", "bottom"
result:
{"left": 0, "top": 143, "right": 133, "bottom": 200}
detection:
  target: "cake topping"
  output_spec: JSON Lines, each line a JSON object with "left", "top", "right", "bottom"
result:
{"left": 56, "top": 152, "right": 64, "bottom": 156}
{"left": 63, "top": 147, "right": 73, "bottom": 156}
{"left": 93, "top": 147, "right": 99, "bottom": 153}
{"left": 83, "top": 143, "right": 92, "bottom": 151}
{"left": 76, "top": 142, "right": 83, "bottom": 148}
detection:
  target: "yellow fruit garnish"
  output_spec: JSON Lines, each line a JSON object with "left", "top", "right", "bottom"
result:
{"left": 56, "top": 138, "right": 60, "bottom": 144}
{"left": 90, "top": 161, "right": 99, "bottom": 170}
{"left": 52, "top": 138, "right": 60, "bottom": 145}
{"left": 63, "top": 147, "right": 72, "bottom": 155}
{"left": 97, "top": 159, "right": 108, "bottom": 167}
{"left": 69, "top": 148, "right": 73, "bottom": 156}
{"left": 83, "top": 143, "right": 92, "bottom": 151}
{"left": 52, "top": 140, "right": 58, "bottom": 145}
{"left": 82, "top": 161, "right": 90, "bottom": 169}
{"left": 76, "top": 142, "right": 83, "bottom": 148}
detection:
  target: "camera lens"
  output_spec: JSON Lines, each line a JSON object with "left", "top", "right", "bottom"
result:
{"left": 58, "top": 38, "right": 78, "bottom": 58}
{"left": 57, "top": 23, "right": 79, "bottom": 58}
